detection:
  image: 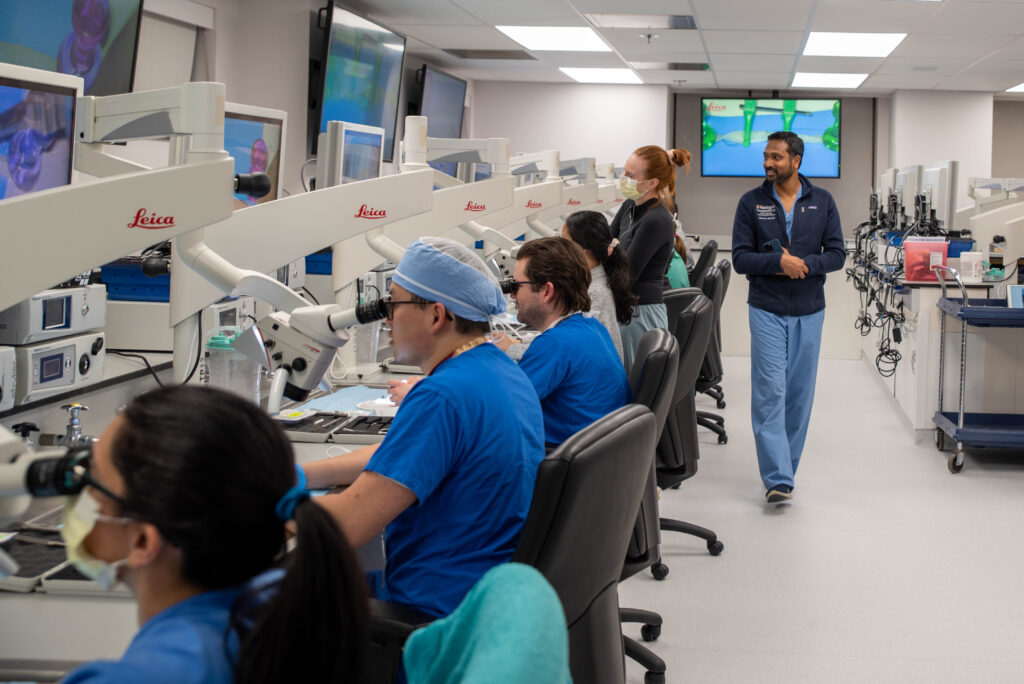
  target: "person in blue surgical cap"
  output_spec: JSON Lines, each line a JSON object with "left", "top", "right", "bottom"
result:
{"left": 303, "top": 237, "right": 545, "bottom": 618}
{"left": 62, "top": 385, "right": 369, "bottom": 683}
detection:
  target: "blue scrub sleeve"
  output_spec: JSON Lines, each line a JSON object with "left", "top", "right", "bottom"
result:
{"left": 365, "top": 386, "right": 458, "bottom": 504}
{"left": 801, "top": 195, "right": 846, "bottom": 276}
{"left": 731, "top": 199, "right": 783, "bottom": 276}
{"left": 517, "top": 333, "right": 570, "bottom": 401}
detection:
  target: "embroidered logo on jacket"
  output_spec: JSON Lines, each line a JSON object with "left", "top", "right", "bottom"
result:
{"left": 755, "top": 204, "right": 776, "bottom": 221}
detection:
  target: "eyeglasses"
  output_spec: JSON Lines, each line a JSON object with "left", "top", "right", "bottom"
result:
{"left": 501, "top": 279, "right": 540, "bottom": 295}
{"left": 65, "top": 447, "right": 128, "bottom": 506}
{"left": 383, "top": 297, "right": 426, "bottom": 320}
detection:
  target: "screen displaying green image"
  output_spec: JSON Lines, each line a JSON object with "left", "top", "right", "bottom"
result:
{"left": 701, "top": 99, "right": 840, "bottom": 178}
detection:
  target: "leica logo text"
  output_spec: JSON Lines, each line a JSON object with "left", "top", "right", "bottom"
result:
{"left": 525, "top": 200, "right": 543, "bottom": 208}
{"left": 567, "top": 199, "right": 581, "bottom": 205}
{"left": 127, "top": 209, "right": 176, "bottom": 229}
{"left": 465, "top": 201, "right": 486, "bottom": 211}
{"left": 354, "top": 205, "right": 387, "bottom": 219}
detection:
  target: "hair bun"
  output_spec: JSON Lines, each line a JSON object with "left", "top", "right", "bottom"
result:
{"left": 669, "top": 148, "right": 692, "bottom": 171}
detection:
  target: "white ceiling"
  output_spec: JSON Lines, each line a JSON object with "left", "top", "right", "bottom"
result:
{"left": 341, "top": 0, "right": 1024, "bottom": 97}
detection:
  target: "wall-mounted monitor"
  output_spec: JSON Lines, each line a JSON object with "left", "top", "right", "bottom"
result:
{"left": 0, "top": 63, "right": 82, "bottom": 201}
{"left": 315, "top": 3, "right": 405, "bottom": 162}
{"left": 224, "top": 102, "right": 287, "bottom": 210}
{"left": 700, "top": 98, "right": 840, "bottom": 178}
{"left": 416, "top": 64, "right": 467, "bottom": 178}
{"left": 0, "top": 0, "right": 142, "bottom": 96}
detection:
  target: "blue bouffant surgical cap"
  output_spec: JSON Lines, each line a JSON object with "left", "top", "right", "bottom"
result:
{"left": 393, "top": 237, "right": 506, "bottom": 322}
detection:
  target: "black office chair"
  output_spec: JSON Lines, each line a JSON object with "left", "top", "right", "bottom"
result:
{"left": 702, "top": 258, "right": 733, "bottom": 408}
{"left": 688, "top": 239, "right": 718, "bottom": 290}
{"left": 650, "top": 288, "right": 723, "bottom": 579}
{"left": 619, "top": 328, "right": 679, "bottom": 684}
{"left": 367, "top": 405, "right": 659, "bottom": 684}
{"left": 693, "top": 266, "right": 728, "bottom": 445}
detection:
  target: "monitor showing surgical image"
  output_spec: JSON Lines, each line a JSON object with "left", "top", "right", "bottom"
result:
{"left": 341, "top": 128, "right": 383, "bottom": 184}
{"left": 701, "top": 98, "right": 840, "bottom": 178}
{"left": 0, "top": 76, "right": 76, "bottom": 200}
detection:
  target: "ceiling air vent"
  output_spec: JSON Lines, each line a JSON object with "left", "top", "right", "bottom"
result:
{"left": 443, "top": 49, "right": 535, "bottom": 60}
{"left": 586, "top": 14, "right": 697, "bottom": 30}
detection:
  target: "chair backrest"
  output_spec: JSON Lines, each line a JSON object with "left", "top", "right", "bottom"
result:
{"left": 622, "top": 328, "right": 679, "bottom": 576}
{"left": 715, "top": 258, "right": 732, "bottom": 352}
{"left": 689, "top": 239, "right": 718, "bottom": 290}
{"left": 513, "top": 404, "right": 656, "bottom": 684}
{"left": 697, "top": 266, "right": 725, "bottom": 387}
{"left": 656, "top": 290, "right": 715, "bottom": 483}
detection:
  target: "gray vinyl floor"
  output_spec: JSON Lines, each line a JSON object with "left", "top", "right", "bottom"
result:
{"left": 619, "top": 355, "right": 1024, "bottom": 684}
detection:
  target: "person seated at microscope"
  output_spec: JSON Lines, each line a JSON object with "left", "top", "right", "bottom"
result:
{"left": 61, "top": 385, "right": 369, "bottom": 683}
{"left": 302, "top": 237, "right": 545, "bottom": 618}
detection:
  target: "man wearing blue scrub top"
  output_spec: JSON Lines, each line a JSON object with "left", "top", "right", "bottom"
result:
{"left": 302, "top": 238, "right": 545, "bottom": 617}
{"left": 731, "top": 132, "right": 845, "bottom": 504}
{"left": 508, "top": 237, "right": 632, "bottom": 446}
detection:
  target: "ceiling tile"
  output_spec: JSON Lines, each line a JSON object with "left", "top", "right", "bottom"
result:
{"left": 621, "top": 51, "right": 708, "bottom": 63}
{"left": 498, "top": 69, "right": 575, "bottom": 83}
{"left": 714, "top": 72, "right": 793, "bottom": 88}
{"left": 534, "top": 52, "right": 629, "bottom": 68}
{"left": 710, "top": 54, "right": 795, "bottom": 72}
{"left": 692, "top": 0, "right": 814, "bottom": 31}
{"left": 935, "top": 73, "right": 1022, "bottom": 91}
{"left": 351, "top": 0, "right": 483, "bottom": 26}
{"left": 988, "top": 37, "right": 1024, "bottom": 60}
{"left": 795, "top": 56, "right": 886, "bottom": 73}
{"left": 640, "top": 70, "right": 717, "bottom": 86}
{"left": 861, "top": 73, "right": 946, "bottom": 90}
{"left": 447, "top": 68, "right": 503, "bottom": 82}
{"left": 961, "top": 58, "right": 1024, "bottom": 74}
{"left": 390, "top": 25, "right": 520, "bottom": 49}
{"left": 918, "top": 1, "right": 1024, "bottom": 34}
{"left": 702, "top": 31, "right": 805, "bottom": 55}
{"left": 597, "top": 28, "right": 705, "bottom": 53}
{"left": 876, "top": 57, "right": 975, "bottom": 75}
{"left": 810, "top": 0, "right": 939, "bottom": 32}
{"left": 890, "top": 33, "right": 1013, "bottom": 60}
{"left": 451, "top": 0, "right": 586, "bottom": 25}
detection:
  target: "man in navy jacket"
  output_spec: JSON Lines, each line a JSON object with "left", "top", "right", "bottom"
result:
{"left": 732, "top": 132, "right": 845, "bottom": 503}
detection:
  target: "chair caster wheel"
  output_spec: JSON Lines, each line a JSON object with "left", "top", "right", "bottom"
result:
{"left": 717, "top": 399, "right": 726, "bottom": 409}
{"left": 651, "top": 563, "right": 669, "bottom": 580}
{"left": 948, "top": 451, "right": 963, "bottom": 473}
{"left": 707, "top": 540, "right": 724, "bottom": 556}
{"left": 641, "top": 624, "right": 661, "bottom": 642}
{"left": 718, "top": 434, "right": 728, "bottom": 444}
{"left": 644, "top": 672, "right": 666, "bottom": 684}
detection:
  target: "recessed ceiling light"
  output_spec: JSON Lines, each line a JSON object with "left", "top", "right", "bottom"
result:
{"left": 496, "top": 26, "right": 611, "bottom": 52}
{"left": 585, "top": 14, "right": 697, "bottom": 29}
{"left": 804, "top": 32, "right": 906, "bottom": 58}
{"left": 560, "top": 67, "right": 642, "bottom": 84}
{"left": 1006, "top": 83, "right": 1024, "bottom": 92}
{"left": 792, "top": 72, "right": 867, "bottom": 88}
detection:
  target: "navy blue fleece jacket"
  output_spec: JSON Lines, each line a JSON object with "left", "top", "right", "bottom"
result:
{"left": 731, "top": 174, "right": 845, "bottom": 317}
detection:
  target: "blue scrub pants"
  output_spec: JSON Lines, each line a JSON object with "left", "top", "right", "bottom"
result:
{"left": 619, "top": 302, "right": 667, "bottom": 371}
{"left": 749, "top": 306, "right": 825, "bottom": 491}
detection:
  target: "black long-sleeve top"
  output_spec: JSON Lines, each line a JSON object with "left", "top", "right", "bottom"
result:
{"left": 609, "top": 198, "right": 675, "bottom": 305}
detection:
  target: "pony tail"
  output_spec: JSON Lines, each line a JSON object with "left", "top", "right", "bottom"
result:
{"left": 235, "top": 501, "right": 370, "bottom": 683}
{"left": 604, "top": 246, "right": 639, "bottom": 325}
{"left": 668, "top": 148, "right": 691, "bottom": 173}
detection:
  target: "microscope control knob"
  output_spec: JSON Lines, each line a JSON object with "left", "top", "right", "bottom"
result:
{"left": 292, "top": 358, "right": 307, "bottom": 373}
{"left": 79, "top": 354, "right": 91, "bottom": 375}
{"left": 271, "top": 352, "right": 283, "bottom": 362}
{"left": 91, "top": 337, "right": 104, "bottom": 355}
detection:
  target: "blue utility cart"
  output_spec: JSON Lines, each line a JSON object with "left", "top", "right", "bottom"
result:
{"left": 933, "top": 266, "right": 1024, "bottom": 473}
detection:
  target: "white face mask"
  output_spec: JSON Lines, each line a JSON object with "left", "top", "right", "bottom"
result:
{"left": 61, "top": 490, "right": 133, "bottom": 591}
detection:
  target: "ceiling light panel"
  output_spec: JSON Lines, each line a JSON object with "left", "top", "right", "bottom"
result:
{"left": 803, "top": 32, "right": 906, "bottom": 58}
{"left": 496, "top": 26, "right": 610, "bottom": 51}
{"left": 792, "top": 72, "right": 868, "bottom": 88}
{"left": 1006, "top": 83, "right": 1024, "bottom": 93}
{"left": 560, "top": 67, "right": 642, "bottom": 83}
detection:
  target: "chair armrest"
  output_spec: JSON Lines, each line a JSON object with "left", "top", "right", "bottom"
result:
{"left": 369, "top": 598, "right": 436, "bottom": 641}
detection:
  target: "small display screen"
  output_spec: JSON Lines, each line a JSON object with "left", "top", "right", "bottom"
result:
{"left": 342, "top": 128, "right": 383, "bottom": 184}
{"left": 225, "top": 112, "right": 283, "bottom": 210}
{"left": 0, "top": 0, "right": 142, "bottom": 96}
{"left": 421, "top": 66, "right": 467, "bottom": 179}
{"left": 218, "top": 308, "right": 237, "bottom": 328}
{"left": 0, "top": 76, "right": 76, "bottom": 200}
{"left": 40, "top": 352, "right": 64, "bottom": 383}
{"left": 42, "top": 296, "right": 69, "bottom": 330}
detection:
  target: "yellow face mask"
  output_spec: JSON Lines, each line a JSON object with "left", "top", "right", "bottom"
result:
{"left": 619, "top": 176, "right": 646, "bottom": 201}
{"left": 61, "top": 490, "right": 132, "bottom": 591}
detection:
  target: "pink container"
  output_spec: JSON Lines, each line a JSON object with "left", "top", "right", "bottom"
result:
{"left": 903, "top": 237, "right": 948, "bottom": 282}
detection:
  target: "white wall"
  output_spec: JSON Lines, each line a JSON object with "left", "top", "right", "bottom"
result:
{"left": 470, "top": 82, "right": 672, "bottom": 165}
{"left": 889, "top": 90, "right": 993, "bottom": 212}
